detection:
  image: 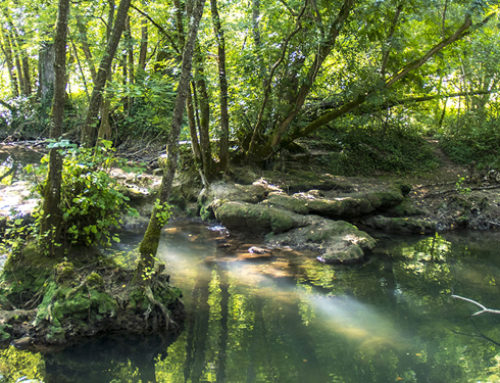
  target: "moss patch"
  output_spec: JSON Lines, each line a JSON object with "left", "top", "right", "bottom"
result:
{"left": 214, "top": 201, "right": 306, "bottom": 234}
{"left": 0, "top": 247, "right": 184, "bottom": 348}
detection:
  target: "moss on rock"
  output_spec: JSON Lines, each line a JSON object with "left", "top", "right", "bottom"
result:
{"left": 0, "top": 247, "right": 184, "bottom": 348}
{"left": 267, "top": 216, "right": 376, "bottom": 264}
{"left": 214, "top": 201, "right": 306, "bottom": 234}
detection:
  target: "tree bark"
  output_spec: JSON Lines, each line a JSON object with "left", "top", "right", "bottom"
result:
{"left": 81, "top": 0, "right": 131, "bottom": 147}
{"left": 38, "top": 43, "right": 56, "bottom": 122}
{"left": 210, "top": 0, "right": 230, "bottom": 171}
{"left": 136, "top": 0, "right": 206, "bottom": 277}
{"left": 252, "top": 0, "right": 261, "bottom": 47}
{"left": 40, "top": 0, "right": 70, "bottom": 256}
{"left": 194, "top": 47, "right": 213, "bottom": 179}
{"left": 138, "top": 17, "right": 148, "bottom": 72}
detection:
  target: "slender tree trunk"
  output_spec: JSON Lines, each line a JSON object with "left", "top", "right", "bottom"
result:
{"left": 8, "top": 31, "right": 26, "bottom": 96}
{"left": 40, "top": 0, "right": 70, "bottom": 256}
{"left": 252, "top": 0, "right": 261, "bottom": 47}
{"left": 0, "top": 31, "right": 19, "bottom": 97}
{"left": 138, "top": 18, "right": 148, "bottom": 72}
{"left": 126, "top": 16, "right": 134, "bottom": 85}
{"left": 71, "top": 38, "right": 90, "bottom": 102}
{"left": 81, "top": 0, "right": 131, "bottom": 146}
{"left": 194, "top": 48, "right": 213, "bottom": 179}
{"left": 21, "top": 56, "right": 31, "bottom": 95}
{"left": 136, "top": 0, "right": 206, "bottom": 277}
{"left": 187, "top": 89, "right": 202, "bottom": 164}
{"left": 380, "top": 2, "right": 403, "bottom": 80}
{"left": 75, "top": 12, "right": 97, "bottom": 82}
{"left": 210, "top": 0, "right": 229, "bottom": 171}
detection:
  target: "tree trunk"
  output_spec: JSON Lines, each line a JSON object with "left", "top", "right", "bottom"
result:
{"left": 81, "top": 0, "right": 131, "bottom": 147}
{"left": 252, "top": 0, "right": 261, "bottom": 47}
{"left": 40, "top": 0, "right": 70, "bottom": 256}
{"left": 75, "top": 12, "right": 97, "bottom": 82}
{"left": 268, "top": 0, "right": 355, "bottom": 149}
{"left": 136, "top": 0, "right": 205, "bottom": 278}
{"left": 8, "top": 31, "right": 26, "bottom": 96}
{"left": 0, "top": 30, "right": 19, "bottom": 97}
{"left": 210, "top": 0, "right": 229, "bottom": 171}
{"left": 194, "top": 47, "right": 213, "bottom": 180}
{"left": 38, "top": 43, "right": 55, "bottom": 119}
{"left": 138, "top": 18, "right": 148, "bottom": 72}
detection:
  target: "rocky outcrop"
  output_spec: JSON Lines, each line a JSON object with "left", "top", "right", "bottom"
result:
{"left": 199, "top": 179, "right": 401, "bottom": 263}
{"left": 267, "top": 216, "right": 376, "bottom": 264}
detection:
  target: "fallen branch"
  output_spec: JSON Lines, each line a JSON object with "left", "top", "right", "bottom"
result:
{"left": 452, "top": 294, "right": 500, "bottom": 316}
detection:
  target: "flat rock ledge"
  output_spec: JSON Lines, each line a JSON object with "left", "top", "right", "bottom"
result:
{"left": 198, "top": 180, "right": 407, "bottom": 263}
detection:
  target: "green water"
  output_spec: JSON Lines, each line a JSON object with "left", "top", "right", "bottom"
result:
{"left": 1, "top": 223, "right": 499, "bottom": 383}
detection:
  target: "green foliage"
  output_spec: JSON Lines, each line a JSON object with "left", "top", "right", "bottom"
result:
{"left": 0, "top": 346, "right": 45, "bottom": 383}
{"left": 154, "top": 199, "right": 172, "bottom": 227}
{"left": 34, "top": 140, "right": 135, "bottom": 248}
{"left": 455, "top": 175, "right": 471, "bottom": 195}
{"left": 311, "top": 122, "right": 438, "bottom": 176}
{"left": 440, "top": 114, "right": 500, "bottom": 170}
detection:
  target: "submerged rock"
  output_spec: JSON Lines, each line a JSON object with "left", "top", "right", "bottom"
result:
{"left": 267, "top": 216, "right": 376, "bottom": 264}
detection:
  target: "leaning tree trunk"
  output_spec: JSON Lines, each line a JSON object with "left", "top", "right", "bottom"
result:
{"left": 81, "top": 0, "right": 131, "bottom": 147}
{"left": 40, "top": 0, "right": 70, "bottom": 256}
{"left": 136, "top": 0, "right": 206, "bottom": 278}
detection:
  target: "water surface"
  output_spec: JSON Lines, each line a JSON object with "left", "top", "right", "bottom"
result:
{"left": 2, "top": 224, "right": 499, "bottom": 383}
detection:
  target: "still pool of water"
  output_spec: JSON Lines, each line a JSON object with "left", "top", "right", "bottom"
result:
{"left": 1, "top": 223, "right": 499, "bottom": 383}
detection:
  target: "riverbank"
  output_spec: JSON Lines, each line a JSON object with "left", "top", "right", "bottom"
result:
{"left": 2, "top": 139, "right": 500, "bottom": 264}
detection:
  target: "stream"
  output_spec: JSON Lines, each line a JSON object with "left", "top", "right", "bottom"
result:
{"left": 2, "top": 222, "right": 499, "bottom": 382}
{"left": 0, "top": 145, "right": 499, "bottom": 382}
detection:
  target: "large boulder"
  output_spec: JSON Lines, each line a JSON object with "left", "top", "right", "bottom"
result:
{"left": 214, "top": 201, "right": 307, "bottom": 234}
{"left": 198, "top": 180, "right": 282, "bottom": 220}
{"left": 267, "top": 216, "right": 376, "bottom": 264}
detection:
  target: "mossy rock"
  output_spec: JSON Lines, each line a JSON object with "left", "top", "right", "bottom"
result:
{"left": 198, "top": 180, "right": 282, "bottom": 221}
{"left": 363, "top": 215, "right": 437, "bottom": 234}
{"left": 261, "top": 193, "right": 310, "bottom": 214}
{"left": 267, "top": 216, "right": 376, "bottom": 264}
{"left": 386, "top": 198, "right": 425, "bottom": 217}
{"left": 0, "top": 248, "right": 185, "bottom": 348}
{"left": 55, "top": 261, "right": 76, "bottom": 283}
{"left": 214, "top": 201, "right": 306, "bottom": 234}
{"left": 301, "top": 189, "right": 403, "bottom": 219}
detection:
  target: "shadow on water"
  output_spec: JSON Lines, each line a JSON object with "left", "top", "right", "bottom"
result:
{"left": 2, "top": 222, "right": 500, "bottom": 382}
